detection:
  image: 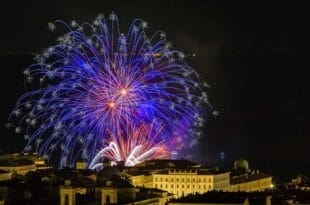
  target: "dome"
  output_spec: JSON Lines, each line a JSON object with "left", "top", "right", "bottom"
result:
{"left": 234, "top": 159, "right": 249, "bottom": 170}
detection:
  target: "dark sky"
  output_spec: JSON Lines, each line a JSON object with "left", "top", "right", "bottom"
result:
{"left": 0, "top": 1, "right": 309, "bottom": 167}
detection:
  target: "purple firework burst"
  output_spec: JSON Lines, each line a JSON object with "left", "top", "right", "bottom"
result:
{"left": 8, "top": 13, "right": 213, "bottom": 168}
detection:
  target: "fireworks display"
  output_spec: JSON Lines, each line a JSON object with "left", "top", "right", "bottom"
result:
{"left": 8, "top": 13, "right": 212, "bottom": 168}
{"left": 89, "top": 122, "right": 168, "bottom": 169}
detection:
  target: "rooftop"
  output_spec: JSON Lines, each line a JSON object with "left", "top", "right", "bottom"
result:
{"left": 0, "top": 169, "right": 10, "bottom": 174}
{"left": 136, "top": 159, "right": 201, "bottom": 169}
{"left": 0, "top": 159, "right": 35, "bottom": 167}
{"left": 230, "top": 173, "right": 271, "bottom": 184}
{"left": 154, "top": 167, "right": 229, "bottom": 175}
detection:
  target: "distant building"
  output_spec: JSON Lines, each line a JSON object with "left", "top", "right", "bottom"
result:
{"left": 75, "top": 160, "right": 87, "bottom": 170}
{"left": 227, "top": 173, "right": 272, "bottom": 192}
{"left": 226, "top": 159, "right": 273, "bottom": 192}
{"left": 153, "top": 169, "right": 230, "bottom": 198}
{"left": 122, "top": 170, "right": 153, "bottom": 188}
{"left": 0, "top": 170, "right": 11, "bottom": 181}
{"left": 122, "top": 159, "right": 230, "bottom": 198}
{"left": 59, "top": 180, "right": 86, "bottom": 205}
{"left": 59, "top": 176, "right": 172, "bottom": 205}
{"left": 288, "top": 175, "right": 310, "bottom": 191}
{"left": 122, "top": 159, "right": 273, "bottom": 197}
{"left": 0, "top": 152, "right": 50, "bottom": 178}
{"left": 0, "top": 159, "right": 36, "bottom": 176}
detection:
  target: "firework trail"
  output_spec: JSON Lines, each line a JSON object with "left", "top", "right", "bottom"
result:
{"left": 8, "top": 13, "right": 213, "bottom": 168}
{"left": 89, "top": 122, "right": 168, "bottom": 169}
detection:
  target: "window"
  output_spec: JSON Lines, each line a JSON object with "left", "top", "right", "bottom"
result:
{"left": 177, "top": 185, "right": 179, "bottom": 188}
{"left": 204, "top": 178, "right": 206, "bottom": 182}
{"left": 187, "top": 185, "right": 190, "bottom": 189}
{"left": 171, "top": 184, "right": 174, "bottom": 188}
{"left": 106, "top": 195, "right": 111, "bottom": 205}
{"left": 209, "top": 185, "right": 211, "bottom": 189}
{"left": 198, "top": 179, "right": 201, "bottom": 182}
{"left": 176, "top": 178, "right": 179, "bottom": 182}
{"left": 155, "top": 178, "right": 157, "bottom": 181}
{"left": 155, "top": 184, "right": 157, "bottom": 188}
{"left": 166, "top": 178, "right": 168, "bottom": 182}
{"left": 198, "top": 185, "right": 200, "bottom": 189}
{"left": 160, "top": 184, "right": 163, "bottom": 188}
{"left": 209, "top": 179, "right": 211, "bottom": 183}
{"left": 166, "top": 184, "right": 168, "bottom": 188}
{"left": 187, "top": 178, "right": 190, "bottom": 182}
{"left": 171, "top": 178, "right": 174, "bottom": 182}
{"left": 182, "top": 185, "right": 184, "bottom": 188}
{"left": 204, "top": 185, "right": 206, "bottom": 189}
{"left": 65, "top": 194, "right": 69, "bottom": 205}
{"left": 193, "top": 185, "right": 195, "bottom": 188}
{"left": 193, "top": 179, "right": 195, "bottom": 182}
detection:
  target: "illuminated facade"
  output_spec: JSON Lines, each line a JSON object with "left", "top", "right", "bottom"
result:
{"left": 0, "top": 170, "right": 12, "bottom": 181}
{"left": 226, "top": 175, "right": 273, "bottom": 192}
{"left": 59, "top": 178, "right": 172, "bottom": 205}
{"left": 0, "top": 153, "right": 50, "bottom": 176}
{"left": 153, "top": 169, "right": 230, "bottom": 198}
{"left": 0, "top": 160, "right": 36, "bottom": 175}
{"left": 122, "top": 159, "right": 273, "bottom": 197}
{"left": 122, "top": 171, "right": 154, "bottom": 188}
{"left": 226, "top": 159, "right": 273, "bottom": 192}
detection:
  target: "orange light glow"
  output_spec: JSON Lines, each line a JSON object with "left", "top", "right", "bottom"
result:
{"left": 108, "top": 102, "right": 115, "bottom": 108}
{"left": 120, "top": 88, "right": 127, "bottom": 95}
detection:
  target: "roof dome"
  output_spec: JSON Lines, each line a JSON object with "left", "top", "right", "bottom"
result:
{"left": 234, "top": 159, "right": 249, "bottom": 170}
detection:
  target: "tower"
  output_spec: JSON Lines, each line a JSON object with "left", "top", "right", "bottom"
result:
{"left": 59, "top": 180, "right": 86, "bottom": 205}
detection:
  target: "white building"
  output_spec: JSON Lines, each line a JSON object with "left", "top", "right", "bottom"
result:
{"left": 153, "top": 169, "right": 230, "bottom": 198}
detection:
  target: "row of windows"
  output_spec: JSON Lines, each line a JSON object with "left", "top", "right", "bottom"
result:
{"left": 154, "top": 177, "right": 212, "bottom": 183}
{"left": 155, "top": 183, "right": 211, "bottom": 189}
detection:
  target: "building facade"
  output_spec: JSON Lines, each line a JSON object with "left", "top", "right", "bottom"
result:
{"left": 227, "top": 176, "right": 272, "bottom": 192}
{"left": 153, "top": 169, "right": 230, "bottom": 198}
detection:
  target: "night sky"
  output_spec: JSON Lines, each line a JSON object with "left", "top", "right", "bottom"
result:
{"left": 0, "top": 1, "right": 309, "bottom": 167}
